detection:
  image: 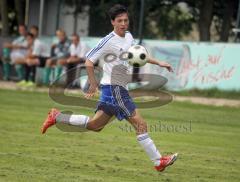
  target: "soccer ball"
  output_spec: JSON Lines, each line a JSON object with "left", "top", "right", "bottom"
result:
{"left": 127, "top": 45, "right": 148, "bottom": 67}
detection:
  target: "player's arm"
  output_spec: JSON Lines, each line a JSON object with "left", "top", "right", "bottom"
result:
{"left": 147, "top": 56, "right": 173, "bottom": 72}
{"left": 67, "top": 56, "right": 83, "bottom": 63}
{"left": 12, "top": 44, "right": 28, "bottom": 49}
{"left": 3, "top": 43, "right": 24, "bottom": 49}
{"left": 27, "top": 54, "right": 38, "bottom": 59}
{"left": 27, "top": 49, "right": 38, "bottom": 59}
{"left": 85, "top": 59, "right": 98, "bottom": 98}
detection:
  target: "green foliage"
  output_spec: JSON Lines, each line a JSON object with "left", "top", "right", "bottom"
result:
{"left": 144, "top": 2, "right": 194, "bottom": 39}
{"left": 0, "top": 0, "right": 22, "bottom": 36}
{"left": 87, "top": 0, "right": 195, "bottom": 40}
{"left": 88, "top": 0, "right": 140, "bottom": 37}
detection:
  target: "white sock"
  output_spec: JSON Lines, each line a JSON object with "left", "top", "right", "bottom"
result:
{"left": 56, "top": 113, "right": 89, "bottom": 128}
{"left": 137, "top": 133, "right": 161, "bottom": 166}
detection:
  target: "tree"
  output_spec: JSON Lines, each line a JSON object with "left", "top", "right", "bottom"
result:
{"left": 87, "top": 0, "right": 194, "bottom": 40}
{"left": 14, "top": 0, "right": 25, "bottom": 25}
{"left": 186, "top": 0, "right": 238, "bottom": 42}
{"left": 213, "top": 0, "right": 238, "bottom": 42}
{"left": 88, "top": 0, "right": 136, "bottom": 37}
{"left": 143, "top": 1, "right": 194, "bottom": 40}
{"left": 0, "top": 0, "right": 10, "bottom": 36}
{"left": 198, "top": 0, "right": 214, "bottom": 41}
{"left": 64, "top": 0, "right": 239, "bottom": 42}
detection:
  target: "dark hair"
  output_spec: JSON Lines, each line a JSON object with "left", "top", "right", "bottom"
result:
{"left": 19, "top": 24, "right": 27, "bottom": 29}
{"left": 72, "top": 33, "right": 79, "bottom": 39}
{"left": 108, "top": 4, "right": 128, "bottom": 20}
{"left": 30, "top": 25, "right": 39, "bottom": 31}
{"left": 26, "top": 32, "right": 34, "bottom": 39}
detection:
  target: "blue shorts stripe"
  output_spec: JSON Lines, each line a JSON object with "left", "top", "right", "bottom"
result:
{"left": 114, "top": 86, "right": 131, "bottom": 116}
{"left": 96, "top": 85, "right": 136, "bottom": 121}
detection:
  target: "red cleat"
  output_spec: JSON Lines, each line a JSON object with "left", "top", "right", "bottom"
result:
{"left": 155, "top": 153, "right": 178, "bottom": 172}
{"left": 41, "top": 108, "right": 60, "bottom": 134}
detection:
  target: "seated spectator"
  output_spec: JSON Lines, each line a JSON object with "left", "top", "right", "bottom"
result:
{"left": 22, "top": 33, "right": 50, "bottom": 87}
{"left": 67, "top": 33, "right": 88, "bottom": 64}
{"left": 44, "top": 29, "right": 71, "bottom": 85}
{"left": 2, "top": 24, "right": 28, "bottom": 81}
{"left": 14, "top": 25, "right": 39, "bottom": 85}
{"left": 66, "top": 33, "right": 88, "bottom": 87}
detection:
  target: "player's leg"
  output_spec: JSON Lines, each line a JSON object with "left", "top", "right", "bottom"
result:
{"left": 66, "top": 63, "right": 77, "bottom": 87}
{"left": 44, "top": 58, "right": 53, "bottom": 84}
{"left": 56, "top": 109, "right": 112, "bottom": 132}
{"left": 127, "top": 109, "right": 177, "bottom": 172}
{"left": 25, "top": 58, "right": 39, "bottom": 84}
{"left": 55, "top": 58, "right": 67, "bottom": 81}
{"left": 11, "top": 53, "right": 26, "bottom": 81}
{"left": 127, "top": 109, "right": 161, "bottom": 165}
{"left": 1, "top": 58, "right": 11, "bottom": 80}
{"left": 86, "top": 110, "right": 113, "bottom": 131}
{"left": 1, "top": 48, "right": 11, "bottom": 80}
{"left": 41, "top": 109, "right": 112, "bottom": 134}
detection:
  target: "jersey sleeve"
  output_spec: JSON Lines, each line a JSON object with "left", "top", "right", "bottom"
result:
{"left": 85, "top": 34, "right": 114, "bottom": 63}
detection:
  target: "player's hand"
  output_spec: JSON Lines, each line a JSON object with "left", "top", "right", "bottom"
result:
{"left": 66, "top": 58, "right": 72, "bottom": 63}
{"left": 159, "top": 61, "right": 174, "bottom": 72}
{"left": 85, "top": 82, "right": 98, "bottom": 99}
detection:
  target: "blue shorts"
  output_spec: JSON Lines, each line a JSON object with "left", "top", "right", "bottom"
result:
{"left": 95, "top": 85, "right": 136, "bottom": 121}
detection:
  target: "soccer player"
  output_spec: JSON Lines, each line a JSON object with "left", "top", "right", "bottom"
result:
{"left": 41, "top": 4, "right": 178, "bottom": 172}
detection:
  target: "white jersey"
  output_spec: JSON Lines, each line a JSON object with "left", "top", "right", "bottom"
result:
{"left": 12, "top": 36, "right": 28, "bottom": 47}
{"left": 10, "top": 36, "right": 28, "bottom": 63}
{"left": 32, "top": 39, "right": 50, "bottom": 58}
{"left": 86, "top": 31, "right": 135, "bottom": 88}
{"left": 70, "top": 41, "right": 88, "bottom": 58}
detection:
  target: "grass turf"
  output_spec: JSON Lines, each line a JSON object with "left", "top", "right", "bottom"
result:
{"left": 0, "top": 89, "right": 239, "bottom": 182}
{"left": 171, "top": 87, "right": 240, "bottom": 100}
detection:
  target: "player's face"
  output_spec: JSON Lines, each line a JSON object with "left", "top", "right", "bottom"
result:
{"left": 57, "top": 32, "right": 66, "bottom": 42}
{"left": 111, "top": 13, "right": 129, "bottom": 37}
{"left": 30, "top": 28, "right": 38, "bottom": 38}
{"left": 19, "top": 26, "right": 26, "bottom": 36}
{"left": 72, "top": 36, "right": 79, "bottom": 45}
{"left": 26, "top": 36, "right": 34, "bottom": 46}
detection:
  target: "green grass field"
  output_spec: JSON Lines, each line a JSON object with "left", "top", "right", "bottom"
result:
{"left": 0, "top": 89, "right": 239, "bottom": 182}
